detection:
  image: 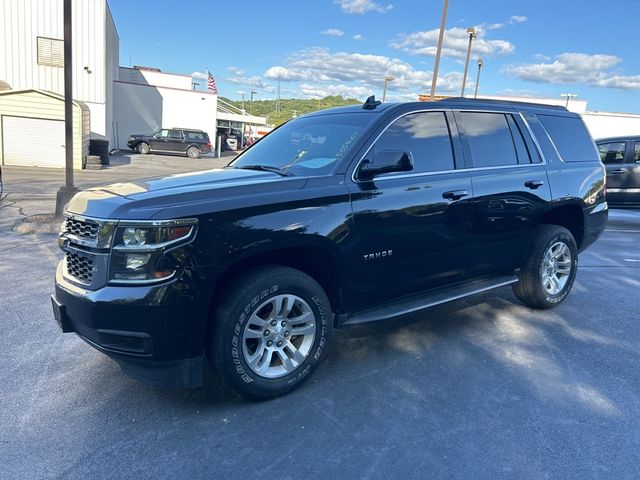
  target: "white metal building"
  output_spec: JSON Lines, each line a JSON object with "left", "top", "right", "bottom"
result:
{"left": 0, "top": 0, "right": 118, "bottom": 167}
{"left": 114, "top": 66, "right": 266, "bottom": 150}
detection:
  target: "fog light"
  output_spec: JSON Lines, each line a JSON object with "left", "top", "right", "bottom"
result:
{"left": 125, "top": 253, "right": 151, "bottom": 270}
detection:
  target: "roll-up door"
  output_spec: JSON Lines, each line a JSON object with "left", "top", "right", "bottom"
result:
{"left": 2, "top": 116, "right": 65, "bottom": 167}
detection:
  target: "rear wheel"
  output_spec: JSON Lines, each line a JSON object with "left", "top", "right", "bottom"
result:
{"left": 513, "top": 225, "right": 578, "bottom": 309}
{"left": 209, "top": 266, "right": 332, "bottom": 399}
{"left": 136, "top": 142, "right": 150, "bottom": 155}
{"left": 187, "top": 146, "right": 200, "bottom": 158}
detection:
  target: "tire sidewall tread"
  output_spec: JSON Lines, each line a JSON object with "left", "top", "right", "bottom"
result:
{"left": 513, "top": 225, "right": 578, "bottom": 309}
{"left": 210, "top": 265, "right": 332, "bottom": 399}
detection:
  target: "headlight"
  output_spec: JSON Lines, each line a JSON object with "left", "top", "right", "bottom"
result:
{"left": 109, "top": 219, "right": 197, "bottom": 284}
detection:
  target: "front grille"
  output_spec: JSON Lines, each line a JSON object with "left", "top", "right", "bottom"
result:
{"left": 66, "top": 252, "right": 95, "bottom": 284}
{"left": 63, "top": 217, "right": 99, "bottom": 241}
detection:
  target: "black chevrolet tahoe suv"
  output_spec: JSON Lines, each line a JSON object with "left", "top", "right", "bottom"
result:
{"left": 53, "top": 98, "right": 607, "bottom": 399}
{"left": 127, "top": 128, "right": 212, "bottom": 158}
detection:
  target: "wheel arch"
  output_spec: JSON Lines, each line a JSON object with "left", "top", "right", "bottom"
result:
{"left": 538, "top": 201, "right": 585, "bottom": 249}
{"left": 208, "top": 243, "right": 343, "bottom": 322}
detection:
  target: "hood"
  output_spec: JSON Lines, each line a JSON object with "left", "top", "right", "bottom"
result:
{"left": 65, "top": 168, "right": 308, "bottom": 220}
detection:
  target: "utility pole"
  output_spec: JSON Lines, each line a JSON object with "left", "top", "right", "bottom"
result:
{"left": 55, "top": 0, "right": 78, "bottom": 218}
{"left": 250, "top": 90, "right": 257, "bottom": 115}
{"left": 276, "top": 75, "right": 281, "bottom": 113}
{"left": 382, "top": 75, "right": 396, "bottom": 102}
{"left": 430, "top": 0, "right": 449, "bottom": 100}
{"left": 241, "top": 92, "right": 245, "bottom": 112}
{"left": 474, "top": 59, "right": 483, "bottom": 99}
{"left": 460, "top": 27, "right": 476, "bottom": 97}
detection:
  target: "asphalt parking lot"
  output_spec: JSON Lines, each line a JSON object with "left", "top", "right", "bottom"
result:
{"left": 1, "top": 160, "right": 640, "bottom": 479}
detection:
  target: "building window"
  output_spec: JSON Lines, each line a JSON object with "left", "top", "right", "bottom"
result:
{"left": 37, "top": 37, "right": 64, "bottom": 67}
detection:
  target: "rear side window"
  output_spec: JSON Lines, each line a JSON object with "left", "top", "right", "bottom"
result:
{"left": 373, "top": 112, "right": 455, "bottom": 173}
{"left": 634, "top": 142, "right": 640, "bottom": 162}
{"left": 537, "top": 114, "right": 599, "bottom": 162}
{"left": 456, "top": 112, "right": 520, "bottom": 168}
{"left": 187, "top": 131, "right": 205, "bottom": 140}
{"left": 597, "top": 142, "right": 626, "bottom": 164}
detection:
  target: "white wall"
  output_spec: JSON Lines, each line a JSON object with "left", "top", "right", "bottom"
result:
{"left": 113, "top": 81, "right": 217, "bottom": 149}
{"left": 582, "top": 112, "right": 640, "bottom": 140}
{"left": 118, "top": 67, "right": 192, "bottom": 90}
{"left": 0, "top": 0, "right": 119, "bottom": 140}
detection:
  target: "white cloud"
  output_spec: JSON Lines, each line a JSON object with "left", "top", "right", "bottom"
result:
{"left": 321, "top": 28, "right": 345, "bottom": 36}
{"left": 486, "top": 15, "right": 528, "bottom": 30}
{"left": 390, "top": 26, "right": 515, "bottom": 59}
{"left": 504, "top": 52, "right": 640, "bottom": 89}
{"left": 263, "top": 47, "right": 463, "bottom": 97}
{"left": 334, "top": 0, "right": 393, "bottom": 14}
{"left": 226, "top": 66, "right": 275, "bottom": 93}
{"left": 298, "top": 83, "right": 374, "bottom": 99}
{"left": 353, "top": 33, "right": 365, "bottom": 41}
{"left": 191, "top": 71, "right": 208, "bottom": 80}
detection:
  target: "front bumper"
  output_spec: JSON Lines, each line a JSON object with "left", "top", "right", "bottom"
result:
{"left": 53, "top": 262, "right": 212, "bottom": 388}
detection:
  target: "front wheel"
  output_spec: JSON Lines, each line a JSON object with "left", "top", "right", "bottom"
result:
{"left": 513, "top": 225, "right": 578, "bottom": 309}
{"left": 209, "top": 266, "right": 333, "bottom": 399}
{"left": 136, "top": 142, "right": 150, "bottom": 155}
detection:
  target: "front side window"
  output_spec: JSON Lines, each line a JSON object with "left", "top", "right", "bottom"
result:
{"left": 597, "top": 142, "right": 626, "bottom": 164}
{"left": 230, "top": 113, "right": 371, "bottom": 175}
{"left": 456, "top": 112, "right": 519, "bottom": 168}
{"left": 155, "top": 129, "right": 170, "bottom": 139}
{"left": 372, "top": 112, "right": 454, "bottom": 174}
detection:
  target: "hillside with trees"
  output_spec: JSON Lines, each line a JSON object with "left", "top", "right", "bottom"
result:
{"left": 220, "top": 95, "right": 361, "bottom": 126}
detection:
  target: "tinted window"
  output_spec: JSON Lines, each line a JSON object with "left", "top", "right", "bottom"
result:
{"left": 457, "top": 112, "right": 518, "bottom": 168}
{"left": 170, "top": 130, "right": 183, "bottom": 139}
{"left": 231, "top": 113, "right": 371, "bottom": 175}
{"left": 597, "top": 142, "right": 626, "bottom": 164}
{"left": 187, "top": 131, "right": 205, "bottom": 140}
{"left": 537, "top": 114, "right": 599, "bottom": 162}
{"left": 372, "top": 112, "right": 454, "bottom": 174}
{"left": 155, "top": 129, "right": 170, "bottom": 138}
{"left": 634, "top": 142, "right": 640, "bottom": 162}
{"left": 506, "top": 115, "right": 532, "bottom": 164}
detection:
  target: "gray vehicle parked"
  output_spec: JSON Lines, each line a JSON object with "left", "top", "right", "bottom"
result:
{"left": 596, "top": 135, "right": 640, "bottom": 207}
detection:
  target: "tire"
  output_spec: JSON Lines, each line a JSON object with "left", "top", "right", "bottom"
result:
{"left": 513, "top": 225, "right": 578, "bottom": 309}
{"left": 187, "top": 146, "right": 200, "bottom": 158}
{"left": 136, "top": 142, "right": 150, "bottom": 155}
{"left": 209, "top": 265, "right": 333, "bottom": 399}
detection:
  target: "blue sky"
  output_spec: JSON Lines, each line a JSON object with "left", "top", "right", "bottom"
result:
{"left": 109, "top": 0, "right": 640, "bottom": 113}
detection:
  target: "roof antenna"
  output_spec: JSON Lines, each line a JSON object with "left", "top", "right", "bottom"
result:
{"left": 362, "top": 95, "right": 382, "bottom": 110}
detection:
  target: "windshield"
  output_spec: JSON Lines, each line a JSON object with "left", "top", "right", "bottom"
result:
{"left": 230, "top": 113, "right": 371, "bottom": 175}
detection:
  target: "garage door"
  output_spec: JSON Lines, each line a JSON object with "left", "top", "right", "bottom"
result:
{"left": 2, "top": 116, "right": 65, "bottom": 167}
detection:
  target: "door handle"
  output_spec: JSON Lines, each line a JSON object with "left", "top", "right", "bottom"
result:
{"left": 524, "top": 180, "right": 544, "bottom": 189}
{"left": 442, "top": 189, "right": 469, "bottom": 201}
{"left": 609, "top": 169, "right": 627, "bottom": 174}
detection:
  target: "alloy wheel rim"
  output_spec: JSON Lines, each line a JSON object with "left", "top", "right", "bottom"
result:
{"left": 242, "top": 294, "right": 316, "bottom": 379}
{"left": 540, "top": 241, "right": 572, "bottom": 295}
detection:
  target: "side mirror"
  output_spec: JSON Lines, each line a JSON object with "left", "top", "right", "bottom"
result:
{"left": 358, "top": 150, "right": 413, "bottom": 179}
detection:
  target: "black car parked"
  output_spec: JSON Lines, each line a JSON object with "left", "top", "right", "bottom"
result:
{"left": 596, "top": 135, "right": 640, "bottom": 207}
{"left": 54, "top": 98, "right": 607, "bottom": 399}
{"left": 127, "top": 128, "right": 212, "bottom": 158}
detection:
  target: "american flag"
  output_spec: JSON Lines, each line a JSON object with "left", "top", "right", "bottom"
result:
{"left": 207, "top": 71, "right": 218, "bottom": 94}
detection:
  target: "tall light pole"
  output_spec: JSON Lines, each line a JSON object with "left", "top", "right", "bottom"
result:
{"left": 429, "top": 0, "right": 449, "bottom": 100}
{"left": 250, "top": 90, "right": 257, "bottom": 115}
{"left": 460, "top": 27, "right": 476, "bottom": 97}
{"left": 561, "top": 93, "right": 577, "bottom": 108}
{"left": 55, "top": 0, "right": 78, "bottom": 218}
{"left": 239, "top": 91, "right": 245, "bottom": 112}
{"left": 474, "top": 59, "right": 483, "bottom": 99}
{"left": 382, "top": 75, "right": 396, "bottom": 102}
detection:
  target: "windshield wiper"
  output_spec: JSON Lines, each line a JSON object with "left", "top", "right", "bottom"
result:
{"left": 236, "top": 165, "right": 292, "bottom": 177}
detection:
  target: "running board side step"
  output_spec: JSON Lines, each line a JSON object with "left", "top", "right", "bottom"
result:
{"left": 340, "top": 275, "right": 518, "bottom": 326}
